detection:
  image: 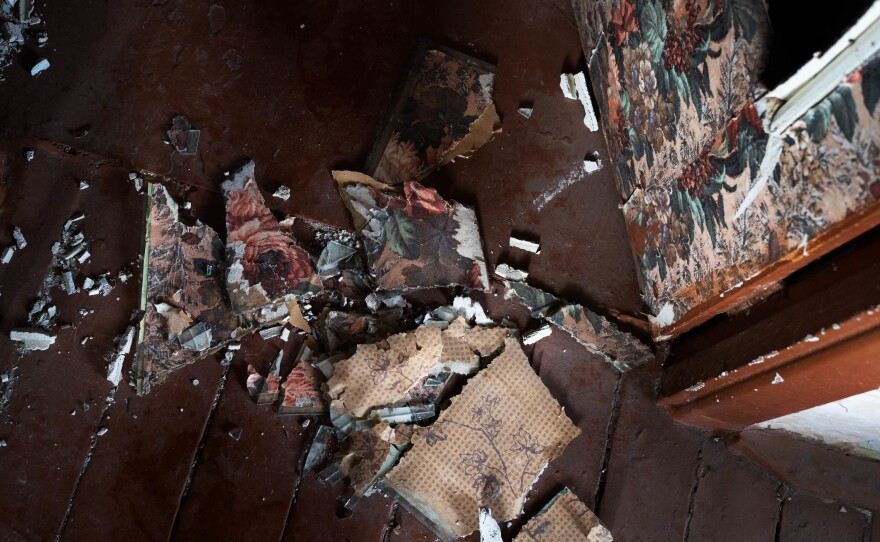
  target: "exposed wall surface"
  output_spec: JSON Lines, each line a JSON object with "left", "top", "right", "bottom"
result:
{"left": 758, "top": 388, "right": 880, "bottom": 461}
{"left": 573, "top": 0, "right": 880, "bottom": 333}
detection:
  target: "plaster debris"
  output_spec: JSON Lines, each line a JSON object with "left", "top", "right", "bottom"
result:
{"left": 450, "top": 296, "right": 494, "bottom": 326}
{"left": 0, "top": 246, "right": 13, "bottom": 263}
{"left": 259, "top": 325, "right": 284, "bottom": 340}
{"left": 107, "top": 326, "right": 136, "bottom": 386}
{"left": 517, "top": 107, "right": 533, "bottom": 119}
{"left": 10, "top": 328, "right": 56, "bottom": 351}
{"left": 493, "top": 263, "right": 528, "bottom": 281}
{"left": 583, "top": 157, "right": 603, "bottom": 174}
{"left": 685, "top": 382, "right": 706, "bottom": 392}
{"left": 88, "top": 276, "right": 112, "bottom": 296}
{"left": 78, "top": 179, "right": 90, "bottom": 190}
{"left": 12, "top": 226, "right": 26, "bottom": 249}
{"left": 272, "top": 185, "right": 291, "bottom": 201}
{"left": 166, "top": 114, "right": 200, "bottom": 155}
{"left": 509, "top": 236, "right": 540, "bottom": 254}
{"left": 0, "top": 0, "right": 43, "bottom": 78}
{"left": 385, "top": 338, "right": 581, "bottom": 541}
{"left": 128, "top": 172, "right": 143, "bottom": 192}
{"left": 304, "top": 425, "right": 335, "bottom": 471}
{"left": 62, "top": 271, "right": 77, "bottom": 293}
{"left": 771, "top": 373, "right": 785, "bottom": 385}
{"left": 96, "top": 427, "right": 108, "bottom": 436}
{"left": 560, "top": 72, "right": 599, "bottom": 132}
{"left": 523, "top": 324, "right": 552, "bottom": 345}
{"left": 29, "top": 57, "right": 49, "bottom": 76}
{"left": 479, "top": 508, "right": 503, "bottom": 542}
{"left": 513, "top": 488, "right": 612, "bottom": 541}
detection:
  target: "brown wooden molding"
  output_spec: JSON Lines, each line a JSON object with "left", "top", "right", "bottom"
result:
{"left": 656, "top": 201, "right": 880, "bottom": 340}
{"left": 660, "top": 305, "right": 880, "bottom": 432}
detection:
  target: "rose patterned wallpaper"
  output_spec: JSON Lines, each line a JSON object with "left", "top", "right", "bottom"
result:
{"left": 573, "top": 0, "right": 880, "bottom": 332}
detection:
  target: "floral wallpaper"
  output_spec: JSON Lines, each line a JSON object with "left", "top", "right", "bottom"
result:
{"left": 369, "top": 45, "right": 496, "bottom": 184}
{"left": 574, "top": 0, "right": 880, "bottom": 330}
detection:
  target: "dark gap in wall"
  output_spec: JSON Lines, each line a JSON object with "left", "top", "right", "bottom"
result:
{"left": 762, "top": 0, "right": 875, "bottom": 89}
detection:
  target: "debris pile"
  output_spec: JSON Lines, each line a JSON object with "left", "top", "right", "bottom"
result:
{"left": 4, "top": 38, "right": 631, "bottom": 542}
{"left": 0, "top": 0, "right": 45, "bottom": 79}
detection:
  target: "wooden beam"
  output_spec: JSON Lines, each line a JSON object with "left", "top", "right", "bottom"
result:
{"left": 660, "top": 306, "right": 880, "bottom": 433}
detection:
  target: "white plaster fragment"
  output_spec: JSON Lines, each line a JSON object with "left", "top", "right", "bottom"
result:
{"left": 509, "top": 236, "right": 540, "bottom": 254}
{"left": 560, "top": 72, "right": 599, "bottom": 131}
{"left": 451, "top": 296, "right": 494, "bottom": 326}
{"left": 523, "top": 325, "right": 552, "bottom": 345}
{"left": 452, "top": 204, "right": 489, "bottom": 288}
{"left": 273, "top": 185, "right": 291, "bottom": 201}
{"left": 107, "top": 326, "right": 136, "bottom": 386}
{"left": 30, "top": 58, "right": 50, "bottom": 76}
{"left": 1, "top": 246, "right": 14, "bottom": 264}
{"left": 12, "top": 227, "right": 26, "bottom": 249}
{"left": 771, "top": 373, "right": 784, "bottom": 385}
{"left": 583, "top": 158, "right": 603, "bottom": 174}
{"left": 493, "top": 263, "right": 528, "bottom": 281}
{"left": 478, "top": 508, "right": 503, "bottom": 542}
{"left": 649, "top": 302, "right": 675, "bottom": 328}
{"left": 517, "top": 107, "right": 533, "bottom": 119}
{"left": 10, "top": 328, "right": 56, "bottom": 351}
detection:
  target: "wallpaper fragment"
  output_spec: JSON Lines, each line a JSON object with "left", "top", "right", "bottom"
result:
{"left": 135, "top": 184, "right": 237, "bottom": 394}
{"left": 367, "top": 43, "right": 499, "bottom": 184}
{"left": 513, "top": 488, "right": 613, "bottom": 541}
{"left": 334, "top": 171, "right": 490, "bottom": 293}
{"left": 385, "top": 338, "right": 580, "bottom": 541}
{"left": 574, "top": 0, "right": 880, "bottom": 329}
{"left": 222, "top": 161, "right": 322, "bottom": 315}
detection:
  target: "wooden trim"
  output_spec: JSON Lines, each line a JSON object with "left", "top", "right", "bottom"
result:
{"left": 657, "top": 201, "right": 880, "bottom": 340}
{"left": 660, "top": 305, "right": 880, "bottom": 432}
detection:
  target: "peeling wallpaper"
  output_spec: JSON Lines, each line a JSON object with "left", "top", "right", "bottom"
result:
{"left": 573, "top": 0, "right": 880, "bottom": 329}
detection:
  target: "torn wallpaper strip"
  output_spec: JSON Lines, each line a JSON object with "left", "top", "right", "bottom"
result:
{"left": 223, "top": 161, "right": 322, "bottom": 314}
{"left": 506, "top": 282, "right": 652, "bottom": 371}
{"left": 384, "top": 337, "right": 581, "bottom": 541}
{"left": 513, "top": 488, "right": 613, "bottom": 541}
{"left": 135, "top": 184, "right": 237, "bottom": 394}
{"left": 367, "top": 42, "right": 500, "bottom": 184}
{"left": 334, "top": 171, "right": 490, "bottom": 292}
